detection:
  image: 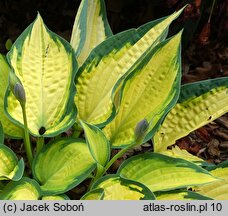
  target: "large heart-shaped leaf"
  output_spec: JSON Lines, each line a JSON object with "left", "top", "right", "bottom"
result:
{"left": 0, "top": 54, "right": 23, "bottom": 138}
{"left": 5, "top": 14, "right": 77, "bottom": 137}
{"left": 103, "top": 32, "right": 182, "bottom": 147}
{"left": 118, "top": 153, "right": 218, "bottom": 192}
{"left": 195, "top": 166, "right": 228, "bottom": 200}
{"left": 75, "top": 8, "right": 184, "bottom": 126}
{"left": 91, "top": 174, "right": 155, "bottom": 200}
{"left": 154, "top": 77, "right": 228, "bottom": 152}
{"left": 80, "top": 120, "right": 110, "bottom": 167}
{"left": 0, "top": 144, "right": 24, "bottom": 181}
{"left": 70, "top": 0, "right": 112, "bottom": 66}
{"left": 155, "top": 190, "right": 212, "bottom": 200}
{"left": 33, "top": 138, "right": 96, "bottom": 195}
{"left": 0, "top": 177, "right": 41, "bottom": 200}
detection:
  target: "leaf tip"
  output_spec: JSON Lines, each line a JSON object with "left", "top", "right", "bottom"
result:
{"left": 35, "top": 12, "right": 44, "bottom": 25}
{"left": 175, "top": 4, "right": 189, "bottom": 14}
{"left": 168, "top": 30, "right": 183, "bottom": 47}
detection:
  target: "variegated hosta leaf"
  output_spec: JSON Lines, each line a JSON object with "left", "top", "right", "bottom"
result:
{"left": 160, "top": 146, "right": 205, "bottom": 166}
{"left": 91, "top": 174, "right": 155, "bottom": 200}
{"left": 5, "top": 14, "right": 77, "bottom": 137}
{"left": 33, "top": 138, "right": 96, "bottom": 195}
{"left": 155, "top": 190, "right": 212, "bottom": 200}
{"left": 154, "top": 77, "right": 228, "bottom": 152}
{"left": 195, "top": 166, "right": 228, "bottom": 200}
{"left": 118, "top": 153, "right": 218, "bottom": 192}
{"left": 0, "top": 144, "right": 24, "bottom": 181}
{"left": 0, "top": 54, "right": 23, "bottom": 138}
{"left": 0, "top": 177, "right": 41, "bottom": 200}
{"left": 75, "top": 8, "right": 184, "bottom": 126}
{"left": 80, "top": 120, "right": 110, "bottom": 167}
{"left": 103, "top": 32, "right": 182, "bottom": 147}
{"left": 42, "top": 194, "right": 70, "bottom": 200}
{"left": 70, "top": 0, "right": 112, "bottom": 66}
{"left": 81, "top": 188, "right": 104, "bottom": 200}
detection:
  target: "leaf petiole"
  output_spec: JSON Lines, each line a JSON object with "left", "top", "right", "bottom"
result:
{"left": 36, "top": 137, "right": 44, "bottom": 154}
{"left": 21, "top": 103, "right": 33, "bottom": 167}
{"left": 90, "top": 141, "right": 138, "bottom": 186}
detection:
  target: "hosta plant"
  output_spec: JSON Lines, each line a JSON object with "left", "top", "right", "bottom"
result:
{"left": 0, "top": 0, "right": 227, "bottom": 200}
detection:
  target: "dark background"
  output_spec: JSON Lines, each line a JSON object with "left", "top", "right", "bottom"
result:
{"left": 0, "top": 0, "right": 227, "bottom": 52}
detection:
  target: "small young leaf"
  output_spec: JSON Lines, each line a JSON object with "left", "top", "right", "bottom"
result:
{"left": 5, "top": 39, "right": 13, "bottom": 51}
{"left": 80, "top": 120, "right": 110, "bottom": 167}
{"left": 33, "top": 138, "right": 96, "bottom": 195}
{"left": 118, "top": 153, "right": 219, "bottom": 192}
{"left": 70, "top": 0, "right": 113, "bottom": 66}
{"left": 154, "top": 77, "right": 228, "bottom": 152}
{"left": 0, "top": 144, "right": 24, "bottom": 181}
{"left": 0, "top": 177, "right": 41, "bottom": 200}
{"left": 91, "top": 174, "right": 155, "bottom": 200}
